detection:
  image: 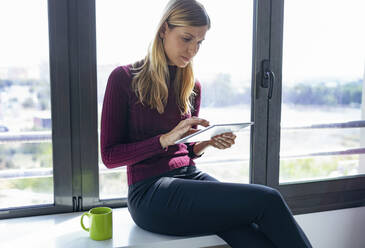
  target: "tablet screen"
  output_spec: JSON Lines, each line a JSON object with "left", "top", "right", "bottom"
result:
{"left": 174, "top": 122, "right": 253, "bottom": 144}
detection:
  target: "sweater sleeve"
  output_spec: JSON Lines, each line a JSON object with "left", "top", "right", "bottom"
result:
{"left": 100, "top": 66, "right": 165, "bottom": 169}
{"left": 186, "top": 81, "right": 204, "bottom": 159}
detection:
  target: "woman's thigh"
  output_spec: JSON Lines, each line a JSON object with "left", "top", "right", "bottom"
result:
{"left": 128, "top": 171, "right": 276, "bottom": 236}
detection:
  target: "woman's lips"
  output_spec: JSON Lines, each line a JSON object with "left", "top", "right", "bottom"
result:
{"left": 181, "top": 56, "right": 190, "bottom": 62}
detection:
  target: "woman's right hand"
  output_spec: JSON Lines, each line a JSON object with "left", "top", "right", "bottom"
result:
{"left": 159, "top": 117, "right": 210, "bottom": 148}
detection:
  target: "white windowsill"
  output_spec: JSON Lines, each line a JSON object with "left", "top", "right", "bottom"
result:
{"left": 0, "top": 207, "right": 227, "bottom": 248}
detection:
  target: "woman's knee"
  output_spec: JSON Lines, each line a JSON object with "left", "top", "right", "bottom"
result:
{"left": 251, "top": 184, "right": 282, "bottom": 199}
{"left": 267, "top": 187, "right": 282, "bottom": 198}
{"left": 239, "top": 184, "right": 283, "bottom": 211}
{"left": 249, "top": 185, "right": 285, "bottom": 206}
{"left": 265, "top": 187, "right": 289, "bottom": 209}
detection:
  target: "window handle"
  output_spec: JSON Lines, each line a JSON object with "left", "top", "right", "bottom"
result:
{"left": 261, "top": 59, "right": 275, "bottom": 100}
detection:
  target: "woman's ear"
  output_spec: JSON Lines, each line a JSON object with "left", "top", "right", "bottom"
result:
{"left": 159, "top": 22, "right": 168, "bottom": 39}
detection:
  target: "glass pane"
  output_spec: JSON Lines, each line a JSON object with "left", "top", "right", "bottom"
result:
{"left": 0, "top": 0, "right": 53, "bottom": 208}
{"left": 280, "top": 0, "right": 365, "bottom": 183}
{"left": 193, "top": 0, "right": 252, "bottom": 184}
{"left": 96, "top": 0, "right": 168, "bottom": 200}
{"left": 96, "top": 0, "right": 253, "bottom": 199}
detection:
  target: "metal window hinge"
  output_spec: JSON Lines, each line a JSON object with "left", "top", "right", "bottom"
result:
{"left": 72, "top": 196, "right": 83, "bottom": 212}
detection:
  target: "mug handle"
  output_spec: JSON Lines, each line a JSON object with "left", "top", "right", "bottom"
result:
{"left": 80, "top": 212, "right": 91, "bottom": 232}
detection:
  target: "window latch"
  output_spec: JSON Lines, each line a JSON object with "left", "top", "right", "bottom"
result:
{"left": 72, "top": 196, "right": 83, "bottom": 211}
{"left": 261, "top": 59, "right": 275, "bottom": 99}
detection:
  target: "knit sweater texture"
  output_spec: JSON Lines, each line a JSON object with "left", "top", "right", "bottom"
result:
{"left": 100, "top": 64, "right": 202, "bottom": 185}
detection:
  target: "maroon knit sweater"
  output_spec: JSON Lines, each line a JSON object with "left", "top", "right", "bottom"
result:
{"left": 100, "top": 64, "right": 202, "bottom": 185}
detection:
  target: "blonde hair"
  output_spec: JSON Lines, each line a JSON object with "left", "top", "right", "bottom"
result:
{"left": 131, "top": 0, "right": 210, "bottom": 114}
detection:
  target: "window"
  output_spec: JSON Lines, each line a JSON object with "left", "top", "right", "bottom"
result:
{"left": 193, "top": 0, "right": 253, "bottom": 184}
{"left": 0, "top": 0, "right": 73, "bottom": 218}
{"left": 95, "top": 0, "right": 168, "bottom": 200}
{"left": 2, "top": 0, "right": 364, "bottom": 219}
{"left": 265, "top": 0, "right": 365, "bottom": 213}
{"left": 280, "top": 0, "right": 365, "bottom": 183}
{"left": 0, "top": 0, "right": 53, "bottom": 209}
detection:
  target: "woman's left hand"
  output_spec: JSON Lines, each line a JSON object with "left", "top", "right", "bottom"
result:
{"left": 209, "top": 132, "right": 236, "bottom": 150}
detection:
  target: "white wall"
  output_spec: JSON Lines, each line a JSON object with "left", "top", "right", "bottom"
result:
{"left": 294, "top": 206, "right": 365, "bottom": 248}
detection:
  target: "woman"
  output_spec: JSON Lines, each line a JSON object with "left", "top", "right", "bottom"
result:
{"left": 100, "top": 0, "right": 312, "bottom": 247}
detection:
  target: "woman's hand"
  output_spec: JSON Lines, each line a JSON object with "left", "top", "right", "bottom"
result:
{"left": 192, "top": 132, "right": 237, "bottom": 156}
{"left": 209, "top": 132, "right": 236, "bottom": 150}
{"left": 159, "top": 117, "right": 209, "bottom": 148}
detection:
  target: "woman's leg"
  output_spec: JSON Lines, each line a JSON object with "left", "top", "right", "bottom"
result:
{"left": 195, "top": 171, "right": 311, "bottom": 248}
{"left": 191, "top": 171, "right": 276, "bottom": 248}
{"left": 128, "top": 168, "right": 312, "bottom": 248}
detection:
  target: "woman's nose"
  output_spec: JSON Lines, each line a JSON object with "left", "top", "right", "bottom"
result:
{"left": 188, "top": 43, "right": 198, "bottom": 57}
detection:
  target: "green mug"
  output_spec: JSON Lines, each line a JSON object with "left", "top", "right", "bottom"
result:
{"left": 81, "top": 207, "right": 113, "bottom": 241}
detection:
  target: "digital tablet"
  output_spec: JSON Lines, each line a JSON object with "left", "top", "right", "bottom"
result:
{"left": 174, "top": 122, "right": 254, "bottom": 144}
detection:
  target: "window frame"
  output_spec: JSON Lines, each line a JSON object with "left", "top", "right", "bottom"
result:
{"left": 250, "top": 0, "right": 272, "bottom": 186}
{"left": 74, "top": 0, "right": 128, "bottom": 210}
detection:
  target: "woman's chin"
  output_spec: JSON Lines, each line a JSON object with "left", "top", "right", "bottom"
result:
{"left": 175, "top": 61, "right": 189, "bottom": 68}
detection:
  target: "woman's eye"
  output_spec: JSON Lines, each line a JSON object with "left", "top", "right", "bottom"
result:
{"left": 183, "top": 37, "right": 191, "bottom": 42}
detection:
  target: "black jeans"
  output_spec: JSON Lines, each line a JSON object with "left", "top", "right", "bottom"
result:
{"left": 127, "top": 165, "right": 312, "bottom": 248}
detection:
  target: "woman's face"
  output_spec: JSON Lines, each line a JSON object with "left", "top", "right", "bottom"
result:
{"left": 160, "top": 23, "right": 208, "bottom": 68}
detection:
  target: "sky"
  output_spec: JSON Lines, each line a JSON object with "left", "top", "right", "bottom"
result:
{"left": 0, "top": 0, "right": 364, "bottom": 85}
